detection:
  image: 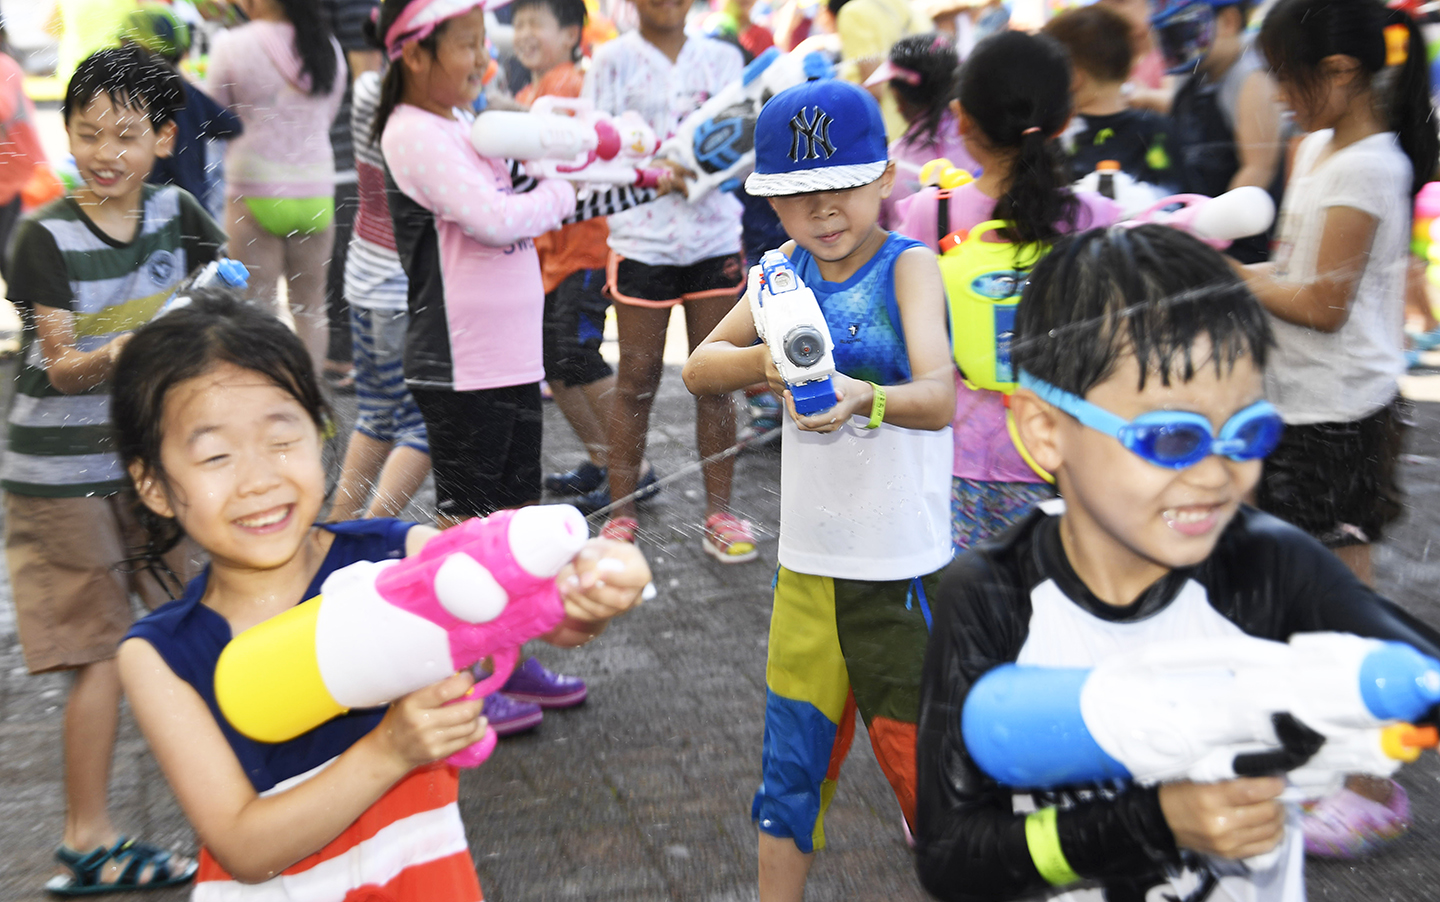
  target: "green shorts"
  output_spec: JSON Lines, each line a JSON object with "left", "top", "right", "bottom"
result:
{"left": 243, "top": 196, "right": 336, "bottom": 237}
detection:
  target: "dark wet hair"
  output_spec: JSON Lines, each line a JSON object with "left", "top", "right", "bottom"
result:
{"left": 368, "top": 0, "right": 448, "bottom": 144}
{"left": 889, "top": 33, "right": 960, "bottom": 148}
{"left": 512, "top": 0, "right": 589, "bottom": 62}
{"left": 956, "top": 31, "right": 1078, "bottom": 247}
{"left": 276, "top": 0, "right": 339, "bottom": 96}
{"left": 112, "top": 291, "right": 330, "bottom": 559}
{"left": 63, "top": 44, "right": 186, "bottom": 128}
{"left": 1044, "top": 5, "right": 1133, "bottom": 85}
{"left": 1013, "top": 225, "right": 1273, "bottom": 394}
{"left": 1260, "top": 0, "right": 1438, "bottom": 195}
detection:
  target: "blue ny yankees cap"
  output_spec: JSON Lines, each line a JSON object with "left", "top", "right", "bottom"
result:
{"left": 745, "top": 78, "right": 889, "bottom": 197}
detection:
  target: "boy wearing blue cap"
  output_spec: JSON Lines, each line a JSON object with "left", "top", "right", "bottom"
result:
{"left": 683, "top": 78, "right": 955, "bottom": 901}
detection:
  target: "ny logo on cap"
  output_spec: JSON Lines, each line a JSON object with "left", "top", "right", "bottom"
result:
{"left": 789, "top": 107, "right": 837, "bottom": 162}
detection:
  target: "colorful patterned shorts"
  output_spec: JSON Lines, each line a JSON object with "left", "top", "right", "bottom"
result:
{"left": 753, "top": 566, "right": 942, "bottom": 853}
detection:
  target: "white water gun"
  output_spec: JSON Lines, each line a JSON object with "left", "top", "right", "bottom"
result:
{"left": 1124, "top": 186, "right": 1276, "bottom": 250}
{"left": 158, "top": 257, "right": 249, "bottom": 317}
{"left": 963, "top": 633, "right": 1440, "bottom": 864}
{"left": 471, "top": 97, "right": 665, "bottom": 189}
{"left": 660, "top": 38, "right": 838, "bottom": 202}
{"left": 748, "top": 250, "right": 837, "bottom": 416}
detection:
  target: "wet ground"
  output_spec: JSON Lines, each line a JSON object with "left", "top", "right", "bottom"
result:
{"left": 2, "top": 355, "right": 1440, "bottom": 901}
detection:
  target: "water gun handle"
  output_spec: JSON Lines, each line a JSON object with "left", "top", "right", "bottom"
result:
{"left": 635, "top": 167, "right": 665, "bottom": 190}
{"left": 444, "top": 646, "right": 521, "bottom": 767}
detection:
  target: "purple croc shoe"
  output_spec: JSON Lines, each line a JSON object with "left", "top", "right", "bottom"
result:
{"left": 500, "top": 658, "right": 588, "bottom": 709}
{"left": 481, "top": 692, "right": 543, "bottom": 737}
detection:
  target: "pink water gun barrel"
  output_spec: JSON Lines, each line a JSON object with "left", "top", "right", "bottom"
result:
{"left": 214, "top": 505, "right": 590, "bottom": 768}
{"left": 1125, "top": 186, "right": 1276, "bottom": 250}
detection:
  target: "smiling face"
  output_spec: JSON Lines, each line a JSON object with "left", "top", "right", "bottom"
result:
{"left": 404, "top": 7, "right": 490, "bottom": 113}
{"left": 512, "top": 2, "right": 579, "bottom": 78}
{"left": 767, "top": 167, "right": 895, "bottom": 280}
{"left": 1031, "top": 343, "right": 1266, "bottom": 599}
{"left": 136, "top": 362, "right": 326, "bottom": 574}
{"left": 66, "top": 93, "right": 174, "bottom": 206}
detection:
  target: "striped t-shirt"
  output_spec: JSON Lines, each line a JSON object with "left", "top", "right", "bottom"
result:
{"left": 2, "top": 184, "right": 225, "bottom": 497}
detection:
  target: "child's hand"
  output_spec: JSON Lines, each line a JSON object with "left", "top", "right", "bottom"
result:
{"left": 653, "top": 158, "right": 694, "bottom": 198}
{"left": 1158, "top": 777, "right": 1287, "bottom": 859}
{"left": 107, "top": 332, "right": 134, "bottom": 365}
{"left": 784, "top": 373, "right": 875, "bottom": 434}
{"left": 557, "top": 539, "right": 653, "bottom": 625}
{"left": 371, "top": 671, "right": 488, "bottom": 771}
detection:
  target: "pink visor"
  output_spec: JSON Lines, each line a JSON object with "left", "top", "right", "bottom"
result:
{"left": 863, "top": 59, "right": 923, "bottom": 87}
{"left": 386, "top": 0, "right": 509, "bottom": 60}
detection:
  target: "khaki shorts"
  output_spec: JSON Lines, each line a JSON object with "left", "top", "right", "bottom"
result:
{"left": 5, "top": 492, "right": 201, "bottom": 673}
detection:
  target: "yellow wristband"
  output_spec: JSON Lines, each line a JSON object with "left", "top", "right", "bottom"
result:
{"left": 1025, "top": 807, "right": 1080, "bottom": 887}
{"left": 865, "top": 382, "right": 886, "bottom": 429}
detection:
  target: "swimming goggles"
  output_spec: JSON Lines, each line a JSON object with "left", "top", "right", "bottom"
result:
{"left": 1017, "top": 372, "right": 1284, "bottom": 470}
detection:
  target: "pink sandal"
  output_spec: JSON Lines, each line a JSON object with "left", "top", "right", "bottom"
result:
{"left": 702, "top": 512, "right": 757, "bottom": 563}
{"left": 599, "top": 516, "right": 638, "bottom": 543}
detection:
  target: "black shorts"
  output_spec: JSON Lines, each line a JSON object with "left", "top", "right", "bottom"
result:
{"left": 410, "top": 383, "right": 543, "bottom": 519}
{"left": 1257, "top": 394, "right": 1410, "bottom": 547}
{"left": 542, "top": 268, "right": 613, "bottom": 388}
{"left": 606, "top": 251, "right": 744, "bottom": 309}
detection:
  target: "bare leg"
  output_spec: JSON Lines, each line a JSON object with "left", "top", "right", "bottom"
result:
{"left": 684, "top": 294, "right": 739, "bottom": 516}
{"left": 366, "top": 446, "right": 432, "bottom": 519}
{"left": 224, "top": 198, "right": 286, "bottom": 317}
{"left": 62, "top": 659, "right": 120, "bottom": 853}
{"left": 607, "top": 304, "right": 671, "bottom": 520}
{"left": 329, "top": 431, "right": 392, "bottom": 522}
{"left": 283, "top": 225, "right": 337, "bottom": 376}
{"left": 550, "top": 375, "right": 615, "bottom": 468}
{"left": 1333, "top": 544, "right": 1373, "bottom": 586}
{"left": 759, "top": 832, "right": 815, "bottom": 902}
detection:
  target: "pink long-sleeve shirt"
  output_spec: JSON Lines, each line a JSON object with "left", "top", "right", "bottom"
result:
{"left": 382, "top": 104, "right": 574, "bottom": 391}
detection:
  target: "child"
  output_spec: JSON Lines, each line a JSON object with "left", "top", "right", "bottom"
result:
{"left": 869, "top": 32, "right": 976, "bottom": 229}
{"left": 2, "top": 44, "right": 224, "bottom": 894}
{"left": 118, "top": 3, "right": 244, "bottom": 216}
{"left": 113, "top": 292, "right": 652, "bottom": 899}
{"left": 376, "top": 0, "right": 656, "bottom": 526}
{"left": 327, "top": 59, "right": 431, "bottom": 523}
{"left": 1043, "top": 5, "right": 1179, "bottom": 192}
{"left": 512, "top": 0, "right": 656, "bottom": 514}
{"left": 1152, "top": 0, "right": 1283, "bottom": 263}
{"left": 895, "top": 32, "right": 1120, "bottom": 553}
{"left": 584, "top": 0, "right": 753, "bottom": 560}
{"left": 682, "top": 79, "right": 955, "bottom": 902}
{"left": 1236, "top": 0, "right": 1439, "bottom": 852}
{"left": 206, "top": 0, "right": 346, "bottom": 372}
{"left": 914, "top": 224, "right": 1440, "bottom": 901}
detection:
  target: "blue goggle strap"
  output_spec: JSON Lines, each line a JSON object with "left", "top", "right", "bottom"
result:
{"left": 1016, "top": 372, "right": 1131, "bottom": 443}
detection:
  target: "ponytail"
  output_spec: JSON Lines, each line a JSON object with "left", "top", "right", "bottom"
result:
{"left": 369, "top": 0, "right": 443, "bottom": 145}
{"left": 957, "top": 31, "right": 1078, "bottom": 246}
{"left": 888, "top": 33, "right": 960, "bottom": 150}
{"left": 1385, "top": 8, "right": 1439, "bottom": 192}
{"left": 1260, "top": 0, "right": 1438, "bottom": 196}
{"left": 276, "top": 0, "right": 338, "bottom": 96}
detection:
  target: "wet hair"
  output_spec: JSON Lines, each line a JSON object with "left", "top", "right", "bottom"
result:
{"left": 276, "top": 0, "right": 339, "bottom": 96}
{"left": 888, "top": 33, "right": 960, "bottom": 148}
{"left": 1043, "top": 5, "right": 1133, "bottom": 85}
{"left": 512, "top": 0, "right": 589, "bottom": 62}
{"left": 956, "top": 31, "right": 1078, "bottom": 247}
{"left": 1013, "top": 225, "right": 1273, "bottom": 394}
{"left": 368, "top": 0, "right": 448, "bottom": 144}
{"left": 63, "top": 44, "right": 186, "bottom": 129}
{"left": 112, "top": 291, "right": 330, "bottom": 560}
{"left": 1260, "top": 0, "right": 1438, "bottom": 195}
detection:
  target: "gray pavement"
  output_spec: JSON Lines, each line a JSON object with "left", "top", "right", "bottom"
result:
{"left": 3, "top": 363, "right": 1440, "bottom": 901}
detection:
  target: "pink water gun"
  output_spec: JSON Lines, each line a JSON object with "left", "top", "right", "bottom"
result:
{"left": 471, "top": 97, "right": 666, "bottom": 189}
{"left": 214, "top": 505, "right": 589, "bottom": 767}
{"left": 1124, "top": 185, "right": 1277, "bottom": 250}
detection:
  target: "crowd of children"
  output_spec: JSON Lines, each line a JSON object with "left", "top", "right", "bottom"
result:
{"left": 4, "top": 0, "right": 1440, "bottom": 898}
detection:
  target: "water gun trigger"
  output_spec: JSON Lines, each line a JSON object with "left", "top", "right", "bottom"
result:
{"left": 1381, "top": 723, "right": 1440, "bottom": 762}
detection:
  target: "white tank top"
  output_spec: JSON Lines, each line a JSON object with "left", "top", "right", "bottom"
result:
{"left": 778, "top": 416, "right": 953, "bottom": 581}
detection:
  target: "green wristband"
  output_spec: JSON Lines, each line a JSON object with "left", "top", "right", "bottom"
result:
{"left": 865, "top": 382, "right": 886, "bottom": 429}
{"left": 1025, "top": 807, "right": 1080, "bottom": 887}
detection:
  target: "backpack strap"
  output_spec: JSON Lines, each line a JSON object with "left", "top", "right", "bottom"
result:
{"left": 935, "top": 190, "right": 951, "bottom": 254}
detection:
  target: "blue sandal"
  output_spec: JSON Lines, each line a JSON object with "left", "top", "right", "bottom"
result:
{"left": 47, "top": 837, "right": 198, "bottom": 896}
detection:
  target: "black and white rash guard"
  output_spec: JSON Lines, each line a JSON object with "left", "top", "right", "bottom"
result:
{"left": 916, "top": 502, "right": 1440, "bottom": 902}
